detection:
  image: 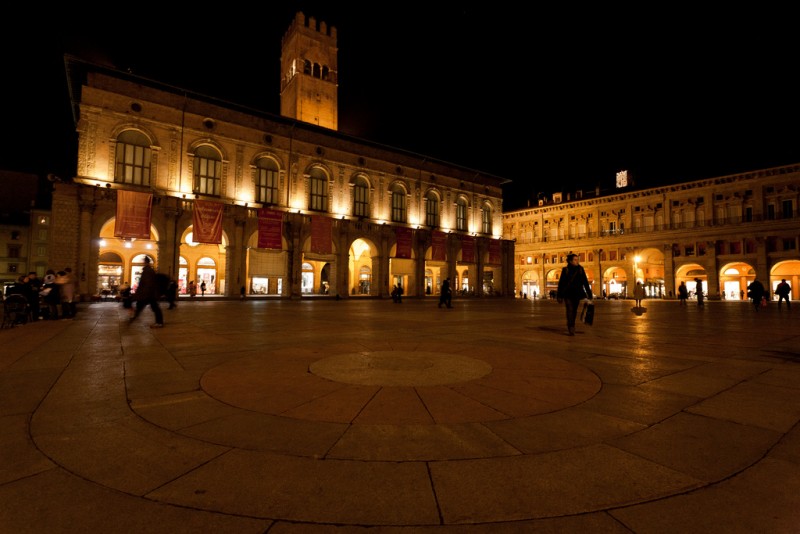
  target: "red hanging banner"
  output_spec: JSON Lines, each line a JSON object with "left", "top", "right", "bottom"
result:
{"left": 431, "top": 230, "right": 447, "bottom": 262}
{"left": 461, "top": 235, "right": 475, "bottom": 263}
{"left": 114, "top": 190, "right": 152, "bottom": 239}
{"left": 193, "top": 200, "right": 224, "bottom": 244}
{"left": 488, "top": 239, "right": 501, "bottom": 265}
{"left": 395, "top": 227, "right": 412, "bottom": 259}
{"left": 257, "top": 208, "right": 284, "bottom": 249}
{"left": 311, "top": 215, "right": 332, "bottom": 254}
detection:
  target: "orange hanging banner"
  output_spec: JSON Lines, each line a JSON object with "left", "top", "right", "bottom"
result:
{"left": 257, "top": 208, "right": 284, "bottom": 249}
{"left": 193, "top": 200, "right": 224, "bottom": 244}
{"left": 461, "top": 235, "right": 475, "bottom": 263}
{"left": 311, "top": 215, "right": 332, "bottom": 254}
{"left": 431, "top": 230, "right": 447, "bottom": 262}
{"left": 488, "top": 239, "right": 501, "bottom": 264}
{"left": 395, "top": 227, "right": 412, "bottom": 259}
{"left": 114, "top": 190, "right": 153, "bottom": 239}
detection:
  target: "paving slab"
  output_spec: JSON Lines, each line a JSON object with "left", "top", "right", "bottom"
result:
{"left": 1, "top": 297, "right": 798, "bottom": 532}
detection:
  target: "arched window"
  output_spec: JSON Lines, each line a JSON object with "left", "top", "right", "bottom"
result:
{"left": 313, "top": 63, "right": 321, "bottom": 78}
{"left": 425, "top": 191, "right": 439, "bottom": 227}
{"left": 322, "top": 65, "right": 330, "bottom": 81}
{"left": 352, "top": 176, "right": 369, "bottom": 218}
{"left": 115, "top": 130, "right": 151, "bottom": 186}
{"left": 390, "top": 184, "right": 407, "bottom": 223}
{"left": 193, "top": 145, "right": 222, "bottom": 196}
{"left": 481, "top": 202, "right": 492, "bottom": 234}
{"left": 256, "top": 158, "right": 279, "bottom": 205}
{"left": 303, "top": 59, "right": 311, "bottom": 75}
{"left": 309, "top": 168, "right": 328, "bottom": 212}
{"left": 456, "top": 197, "right": 468, "bottom": 231}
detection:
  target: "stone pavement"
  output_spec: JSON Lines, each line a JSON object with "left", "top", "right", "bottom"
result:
{"left": 1, "top": 296, "right": 799, "bottom": 533}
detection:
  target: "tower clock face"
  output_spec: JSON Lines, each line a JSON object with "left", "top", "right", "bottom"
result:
{"left": 616, "top": 170, "right": 628, "bottom": 188}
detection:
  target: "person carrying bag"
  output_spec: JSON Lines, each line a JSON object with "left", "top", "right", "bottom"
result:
{"left": 556, "top": 253, "right": 593, "bottom": 336}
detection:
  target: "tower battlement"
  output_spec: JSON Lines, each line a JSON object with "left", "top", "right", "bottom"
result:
{"left": 282, "top": 11, "right": 337, "bottom": 47}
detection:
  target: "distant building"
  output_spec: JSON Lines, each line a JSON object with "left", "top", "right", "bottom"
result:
{"left": 503, "top": 165, "right": 800, "bottom": 301}
{"left": 0, "top": 171, "right": 51, "bottom": 291}
{"left": 51, "top": 12, "right": 513, "bottom": 300}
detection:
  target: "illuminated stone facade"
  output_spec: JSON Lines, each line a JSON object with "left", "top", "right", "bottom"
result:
{"left": 503, "top": 165, "right": 800, "bottom": 301}
{"left": 50, "top": 13, "right": 513, "bottom": 301}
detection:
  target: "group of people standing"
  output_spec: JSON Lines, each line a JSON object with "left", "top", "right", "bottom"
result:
{"left": 676, "top": 279, "right": 705, "bottom": 307}
{"left": 4, "top": 267, "right": 78, "bottom": 322}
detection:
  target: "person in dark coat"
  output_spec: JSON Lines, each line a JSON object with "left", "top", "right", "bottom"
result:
{"left": 747, "top": 279, "right": 765, "bottom": 312}
{"left": 695, "top": 278, "right": 704, "bottom": 307}
{"left": 167, "top": 279, "right": 179, "bottom": 309}
{"left": 130, "top": 257, "right": 164, "bottom": 327}
{"left": 557, "top": 253, "right": 593, "bottom": 336}
{"left": 775, "top": 279, "right": 791, "bottom": 310}
{"left": 678, "top": 281, "right": 689, "bottom": 305}
{"left": 438, "top": 278, "right": 452, "bottom": 308}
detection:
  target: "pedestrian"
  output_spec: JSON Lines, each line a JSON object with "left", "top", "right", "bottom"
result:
{"left": 678, "top": 281, "right": 689, "bottom": 305}
{"left": 556, "top": 253, "right": 593, "bottom": 336}
{"left": 189, "top": 280, "right": 196, "bottom": 297}
{"left": 129, "top": 257, "right": 164, "bottom": 328}
{"left": 167, "top": 279, "right": 179, "bottom": 309}
{"left": 438, "top": 278, "right": 452, "bottom": 308}
{"left": 634, "top": 281, "right": 645, "bottom": 308}
{"left": 695, "top": 278, "right": 704, "bottom": 307}
{"left": 747, "top": 279, "right": 765, "bottom": 311}
{"left": 26, "top": 272, "right": 42, "bottom": 321}
{"left": 42, "top": 269, "right": 60, "bottom": 320}
{"left": 240, "top": 285, "right": 246, "bottom": 300}
{"left": 200, "top": 281, "right": 206, "bottom": 296}
{"left": 775, "top": 279, "right": 791, "bottom": 310}
{"left": 56, "top": 268, "right": 77, "bottom": 319}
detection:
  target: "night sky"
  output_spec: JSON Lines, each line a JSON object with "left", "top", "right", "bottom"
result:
{"left": 4, "top": 5, "right": 798, "bottom": 211}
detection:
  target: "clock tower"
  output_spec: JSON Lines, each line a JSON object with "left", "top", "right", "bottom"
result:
{"left": 280, "top": 12, "right": 339, "bottom": 130}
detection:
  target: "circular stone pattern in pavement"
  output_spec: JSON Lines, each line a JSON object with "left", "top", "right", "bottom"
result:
{"left": 309, "top": 351, "right": 493, "bottom": 386}
{"left": 201, "top": 346, "right": 601, "bottom": 426}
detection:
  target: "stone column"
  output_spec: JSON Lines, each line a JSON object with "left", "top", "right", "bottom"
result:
{"left": 663, "top": 243, "right": 676, "bottom": 298}
{"left": 77, "top": 191, "right": 96, "bottom": 301}
{"left": 706, "top": 240, "right": 721, "bottom": 300}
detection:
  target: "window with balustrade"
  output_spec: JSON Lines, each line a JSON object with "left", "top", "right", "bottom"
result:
{"left": 256, "top": 158, "right": 279, "bottom": 205}
{"left": 115, "top": 130, "right": 151, "bottom": 186}
{"left": 193, "top": 146, "right": 222, "bottom": 196}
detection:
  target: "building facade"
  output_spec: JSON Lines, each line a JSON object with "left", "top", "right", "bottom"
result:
{"left": 51, "top": 13, "right": 514, "bottom": 301}
{"left": 503, "top": 164, "right": 800, "bottom": 301}
{"left": 0, "top": 171, "right": 51, "bottom": 292}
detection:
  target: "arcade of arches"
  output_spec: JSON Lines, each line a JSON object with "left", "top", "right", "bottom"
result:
{"left": 518, "top": 248, "right": 799, "bottom": 301}
{"left": 93, "top": 215, "right": 510, "bottom": 300}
